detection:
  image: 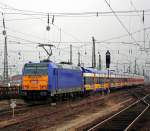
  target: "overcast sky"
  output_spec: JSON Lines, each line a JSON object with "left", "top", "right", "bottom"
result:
{"left": 0, "top": 0, "right": 150, "bottom": 75}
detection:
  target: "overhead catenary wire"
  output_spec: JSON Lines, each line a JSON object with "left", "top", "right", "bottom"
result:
{"left": 7, "top": 34, "right": 41, "bottom": 45}
{"left": 66, "top": 26, "right": 150, "bottom": 49}
{"left": 5, "top": 26, "right": 53, "bottom": 43}
{"left": 0, "top": 2, "right": 46, "bottom": 15}
{"left": 0, "top": 2, "right": 149, "bottom": 43}
{"left": 0, "top": 2, "right": 150, "bottom": 17}
{"left": 130, "top": 0, "right": 150, "bottom": 49}
{"left": 130, "top": 0, "right": 144, "bottom": 22}
{"left": 0, "top": 2, "right": 148, "bottom": 73}
{"left": 1, "top": 25, "right": 150, "bottom": 49}
{"left": 1, "top": 13, "right": 150, "bottom": 19}
{"left": 0, "top": 17, "right": 47, "bottom": 22}
{"left": 104, "top": 0, "right": 140, "bottom": 47}
{"left": 1, "top": 10, "right": 150, "bottom": 17}
{"left": 0, "top": 3, "right": 149, "bottom": 55}
{"left": 0, "top": 2, "right": 149, "bottom": 49}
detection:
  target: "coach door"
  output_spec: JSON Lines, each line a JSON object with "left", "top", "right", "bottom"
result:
{"left": 54, "top": 69, "right": 59, "bottom": 94}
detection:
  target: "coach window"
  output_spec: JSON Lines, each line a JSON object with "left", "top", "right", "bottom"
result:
{"left": 84, "top": 77, "right": 89, "bottom": 84}
{"left": 89, "top": 77, "right": 94, "bottom": 84}
{"left": 84, "top": 77, "right": 94, "bottom": 84}
{"left": 95, "top": 77, "right": 99, "bottom": 84}
{"left": 99, "top": 78, "right": 104, "bottom": 84}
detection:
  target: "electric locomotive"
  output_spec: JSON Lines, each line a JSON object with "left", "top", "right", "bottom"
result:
{"left": 22, "top": 61, "right": 83, "bottom": 99}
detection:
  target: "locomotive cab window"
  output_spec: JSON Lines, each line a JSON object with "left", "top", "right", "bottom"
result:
{"left": 23, "top": 63, "right": 48, "bottom": 75}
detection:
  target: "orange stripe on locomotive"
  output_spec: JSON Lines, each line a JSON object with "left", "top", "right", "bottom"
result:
{"left": 22, "top": 75, "right": 48, "bottom": 91}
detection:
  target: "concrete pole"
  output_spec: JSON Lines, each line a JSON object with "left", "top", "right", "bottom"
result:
{"left": 92, "top": 37, "right": 96, "bottom": 68}
{"left": 70, "top": 44, "right": 72, "bottom": 64}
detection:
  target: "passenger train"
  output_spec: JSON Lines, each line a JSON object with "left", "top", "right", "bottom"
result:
{"left": 21, "top": 61, "right": 144, "bottom": 99}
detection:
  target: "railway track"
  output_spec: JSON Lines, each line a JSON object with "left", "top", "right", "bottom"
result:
{"left": 1, "top": 86, "right": 149, "bottom": 131}
{"left": 128, "top": 87, "right": 147, "bottom": 99}
{"left": 0, "top": 103, "right": 49, "bottom": 117}
{"left": 0, "top": 94, "right": 106, "bottom": 130}
{"left": 0, "top": 86, "right": 20, "bottom": 100}
{"left": 87, "top": 95, "right": 150, "bottom": 131}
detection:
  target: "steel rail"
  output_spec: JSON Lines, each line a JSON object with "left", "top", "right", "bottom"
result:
{"left": 124, "top": 95, "right": 150, "bottom": 131}
{"left": 87, "top": 94, "right": 150, "bottom": 131}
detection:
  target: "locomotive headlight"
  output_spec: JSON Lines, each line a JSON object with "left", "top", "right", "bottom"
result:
{"left": 23, "top": 91, "right": 27, "bottom": 96}
{"left": 23, "top": 85, "right": 29, "bottom": 89}
{"left": 42, "top": 86, "right": 45, "bottom": 89}
{"left": 40, "top": 85, "right": 46, "bottom": 89}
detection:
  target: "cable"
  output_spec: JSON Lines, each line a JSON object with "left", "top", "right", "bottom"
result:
{"left": 7, "top": 35, "right": 40, "bottom": 44}
{"left": 130, "top": 0, "right": 150, "bottom": 46}
{"left": 52, "top": 24, "right": 82, "bottom": 42}
{"left": 51, "top": 23, "right": 83, "bottom": 49}
{"left": 6, "top": 26, "right": 149, "bottom": 49}
{"left": 130, "top": 0, "right": 143, "bottom": 21}
{"left": 1, "top": 2, "right": 150, "bottom": 17}
{"left": 66, "top": 26, "right": 150, "bottom": 49}
{"left": 0, "top": 2, "right": 46, "bottom": 15}
{"left": 2, "top": 10, "right": 150, "bottom": 17}
{"left": 6, "top": 26, "right": 53, "bottom": 43}
{"left": 1, "top": 25, "right": 149, "bottom": 51}
{"left": 0, "top": 17, "right": 47, "bottom": 21}
{"left": 46, "top": 40, "right": 149, "bottom": 44}
{"left": 104, "top": 0, "right": 140, "bottom": 47}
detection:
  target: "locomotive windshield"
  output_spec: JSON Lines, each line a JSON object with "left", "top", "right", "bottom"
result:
{"left": 23, "top": 63, "right": 48, "bottom": 75}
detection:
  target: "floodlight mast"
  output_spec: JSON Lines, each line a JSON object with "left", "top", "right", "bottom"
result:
{"left": 38, "top": 44, "right": 54, "bottom": 60}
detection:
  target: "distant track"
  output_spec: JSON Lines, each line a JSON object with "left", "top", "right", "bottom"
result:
{"left": 0, "top": 102, "right": 49, "bottom": 117}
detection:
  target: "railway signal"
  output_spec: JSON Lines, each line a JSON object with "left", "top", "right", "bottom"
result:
{"left": 106, "top": 50, "right": 111, "bottom": 83}
{"left": 10, "top": 99, "right": 16, "bottom": 118}
{"left": 106, "top": 50, "right": 111, "bottom": 69}
{"left": 46, "top": 13, "right": 50, "bottom": 31}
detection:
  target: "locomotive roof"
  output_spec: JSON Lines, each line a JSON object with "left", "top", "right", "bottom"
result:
{"left": 24, "top": 62, "right": 144, "bottom": 78}
{"left": 82, "top": 67, "right": 114, "bottom": 74}
{"left": 25, "top": 61, "right": 81, "bottom": 71}
{"left": 82, "top": 67, "right": 144, "bottom": 78}
{"left": 56, "top": 64, "right": 81, "bottom": 70}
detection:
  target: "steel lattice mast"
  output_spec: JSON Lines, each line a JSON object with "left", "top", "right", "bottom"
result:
{"left": 2, "top": 13, "right": 8, "bottom": 83}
